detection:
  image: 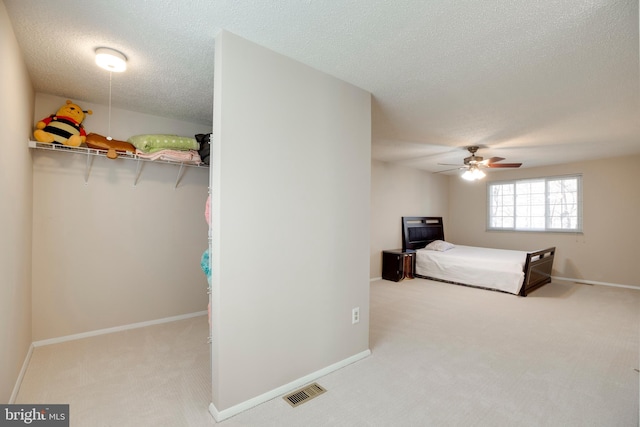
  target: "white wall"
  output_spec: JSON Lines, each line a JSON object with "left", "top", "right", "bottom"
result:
{"left": 211, "top": 31, "right": 371, "bottom": 414}
{"left": 370, "top": 160, "right": 449, "bottom": 278}
{"left": 448, "top": 154, "right": 640, "bottom": 288}
{"left": 31, "top": 94, "right": 212, "bottom": 340}
{"left": 0, "top": 0, "right": 34, "bottom": 402}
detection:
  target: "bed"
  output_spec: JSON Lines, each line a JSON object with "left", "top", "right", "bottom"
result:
{"left": 402, "top": 216, "right": 555, "bottom": 296}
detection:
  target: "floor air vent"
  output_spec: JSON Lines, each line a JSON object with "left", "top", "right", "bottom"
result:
{"left": 283, "top": 383, "right": 326, "bottom": 407}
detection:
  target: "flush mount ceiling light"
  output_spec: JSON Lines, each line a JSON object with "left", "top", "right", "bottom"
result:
{"left": 94, "top": 48, "right": 128, "bottom": 141}
{"left": 95, "top": 47, "right": 127, "bottom": 72}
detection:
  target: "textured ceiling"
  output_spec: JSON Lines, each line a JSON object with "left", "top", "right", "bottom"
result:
{"left": 4, "top": 0, "right": 639, "bottom": 172}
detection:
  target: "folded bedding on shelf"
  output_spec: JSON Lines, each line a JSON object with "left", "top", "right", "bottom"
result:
{"left": 128, "top": 134, "right": 199, "bottom": 153}
{"left": 135, "top": 149, "right": 202, "bottom": 164}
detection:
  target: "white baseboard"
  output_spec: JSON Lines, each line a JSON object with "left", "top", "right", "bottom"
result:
{"left": 9, "top": 343, "right": 34, "bottom": 403}
{"left": 32, "top": 311, "right": 207, "bottom": 347}
{"left": 209, "top": 348, "right": 372, "bottom": 422}
{"left": 370, "top": 277, "right": 382, "bottom": 282}
{"left": 552, "top": 276, "right": 639, "bottom": 290}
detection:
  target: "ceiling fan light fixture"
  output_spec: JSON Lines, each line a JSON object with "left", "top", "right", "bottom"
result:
{"left": 461, "top": 166, "right": 486, "bottom": 181}
{"left": 461, "top": 169, "right": 475, "bottom": 181}
{"left": 448, "top": 146, "right": 519, "bottom": 180}
{"left": 95, "top": 47, "right": 127, "bottom": 72}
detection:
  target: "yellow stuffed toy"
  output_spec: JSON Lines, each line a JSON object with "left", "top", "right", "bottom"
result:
{"left": 34, "top": 100, "right": 93, "bottom": 147}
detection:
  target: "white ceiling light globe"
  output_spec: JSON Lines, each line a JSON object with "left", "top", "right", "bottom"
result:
{"left": 95, "top": 47, "right": 127, "bottom": 72}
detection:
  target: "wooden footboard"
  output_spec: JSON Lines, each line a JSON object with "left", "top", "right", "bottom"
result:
{"left": 520, "top": 247, "right": 555, "bottom": 296}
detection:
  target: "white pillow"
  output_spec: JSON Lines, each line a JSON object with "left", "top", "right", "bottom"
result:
{"left": 425, "top": 240, "right": 455, "bottom": 252}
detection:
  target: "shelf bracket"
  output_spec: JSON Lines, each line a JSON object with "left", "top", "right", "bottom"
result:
{"left": 174, "top": 163, "right": 185, "bottom": 189}
{"left": 134, "top": 159, "right": 143, "bottom": 187}
{"left": 84, "top": 149, "right": 94, "bottom": 184}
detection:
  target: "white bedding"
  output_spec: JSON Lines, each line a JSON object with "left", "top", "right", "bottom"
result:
{"left": 415, "top": 245, "right": 528, "bottom": 294}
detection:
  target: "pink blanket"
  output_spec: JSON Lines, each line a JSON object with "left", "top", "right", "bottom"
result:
{"left": 135, "top": 149, "right": 202, "bottom": 164}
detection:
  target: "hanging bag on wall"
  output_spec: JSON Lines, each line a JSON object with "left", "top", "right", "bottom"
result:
{"left": 195, "top": 133, "right": 211, "bottom": 165}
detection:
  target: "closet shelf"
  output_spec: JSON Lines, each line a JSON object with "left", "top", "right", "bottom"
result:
{"left": 29, "top": 140, "right": 208, "bottom": 188}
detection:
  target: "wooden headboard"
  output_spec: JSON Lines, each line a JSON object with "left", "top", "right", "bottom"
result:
{"left": 402, "top": 217, "right": 445, "bottom": 250}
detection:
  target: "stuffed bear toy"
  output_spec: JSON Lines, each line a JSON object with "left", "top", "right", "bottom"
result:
{"left": 86, "top": 132, "right": 136, "bottom": 159}
{"left": 34, "top": 100, "right": 93, "bottom": 147}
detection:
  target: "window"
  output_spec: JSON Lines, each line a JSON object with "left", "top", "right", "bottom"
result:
{"left": 488, "top": 175, "right": 582, "bottom": 232}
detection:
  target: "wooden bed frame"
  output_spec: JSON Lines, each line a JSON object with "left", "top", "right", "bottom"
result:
{"left": 401, "top": 216, "right": 555, "bottom": 296}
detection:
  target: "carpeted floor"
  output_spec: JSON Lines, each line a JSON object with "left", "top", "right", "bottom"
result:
{"left": 16, "top": 279, "right": 640, "bottom": 426}
{"left": 16, "top": 317, "right": 213, "bottom": 426}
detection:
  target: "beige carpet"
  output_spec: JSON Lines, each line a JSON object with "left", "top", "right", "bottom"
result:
{"left": 16, "top": 279, "right": 640, "bottom": 426}
{"left": 15, "top": 316, "right": 213, "bottom": 426}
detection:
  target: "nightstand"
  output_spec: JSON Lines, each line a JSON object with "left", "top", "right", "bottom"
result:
{"left": 382, "top": 249, "right": 416, "bottom": 282}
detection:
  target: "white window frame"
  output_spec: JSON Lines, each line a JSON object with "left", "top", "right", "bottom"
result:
{"left": 487, "top": 174, "right": 583, "bottom": 233}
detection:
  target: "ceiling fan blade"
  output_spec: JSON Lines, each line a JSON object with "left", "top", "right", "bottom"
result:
{"left": 486, "top": 157, "right": 505, "bottom": 164}
{"left": 487, "top": 162, "right": 522, "bottom": 168}
{"left": 437, "top": 163, "right": 465, "bottom": 166}
{"left": 478, "top": 157, "right": 504, "bottom": 166}
{"left": 433, "top": 167, "right": 465, "bottom": 174}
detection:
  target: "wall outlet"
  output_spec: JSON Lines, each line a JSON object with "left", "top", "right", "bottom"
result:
{"left": 352, "top": 307, "right": 360, "bottom": 324}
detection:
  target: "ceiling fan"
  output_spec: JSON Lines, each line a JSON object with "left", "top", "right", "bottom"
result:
{"left": 436, "top": 146, "right": 522, "bottom": 180}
